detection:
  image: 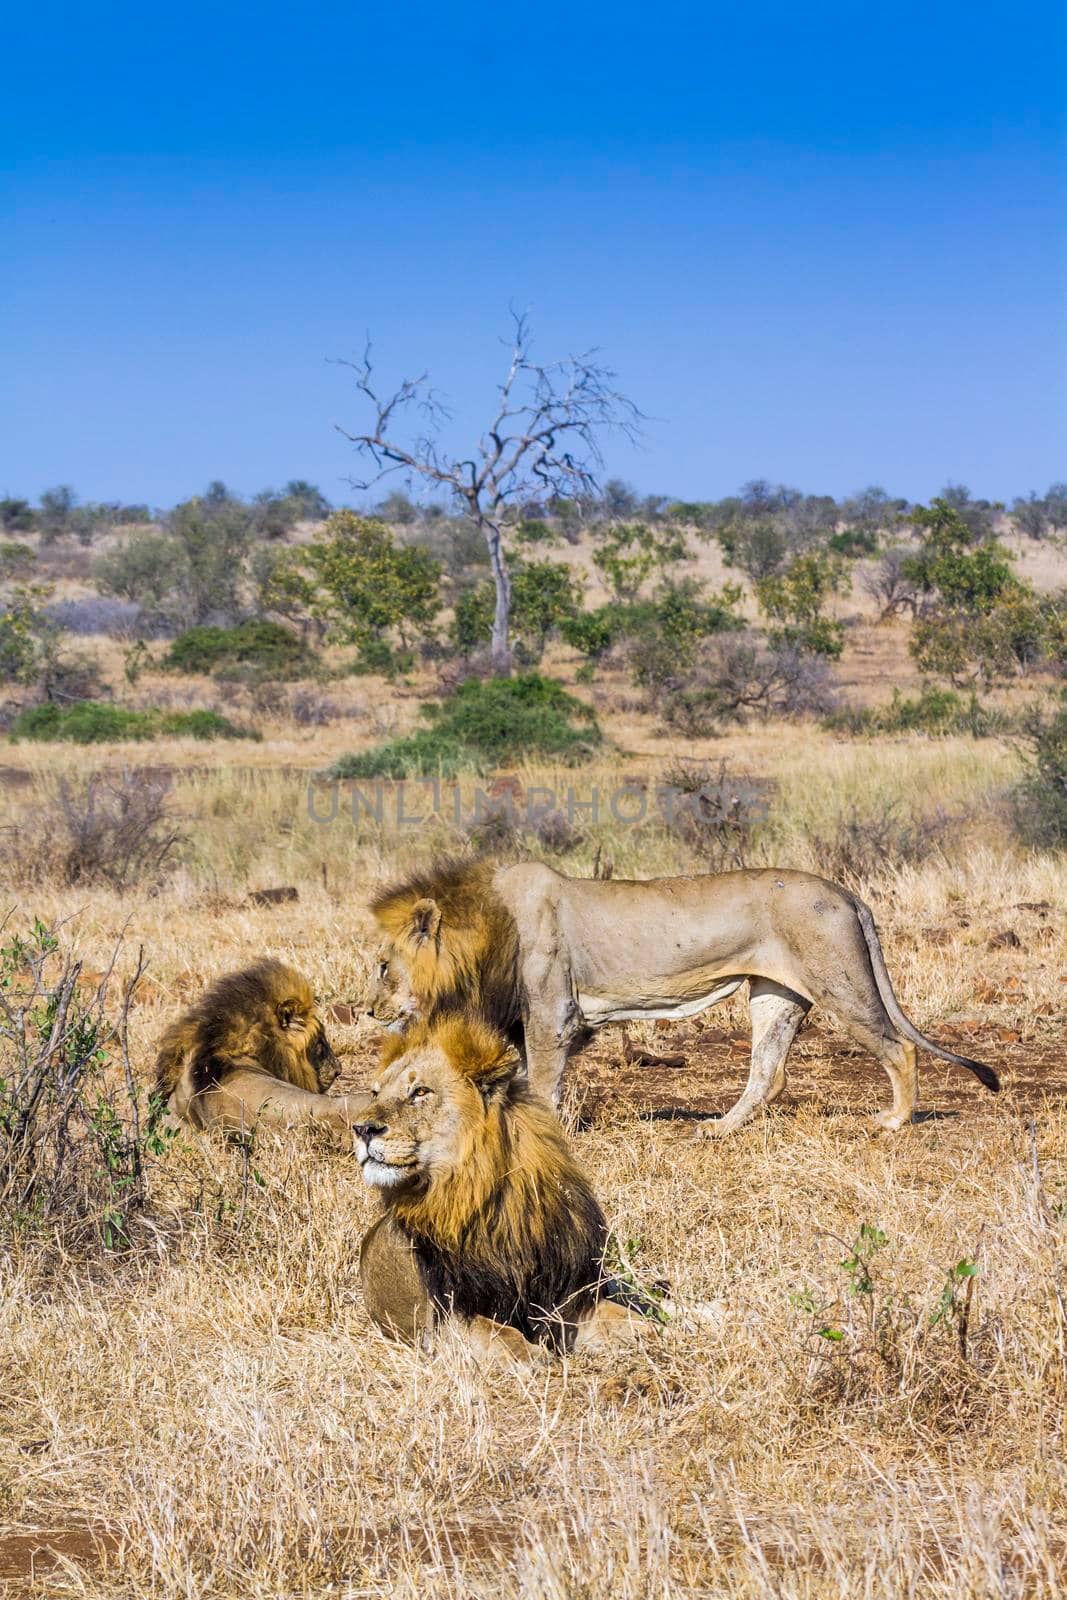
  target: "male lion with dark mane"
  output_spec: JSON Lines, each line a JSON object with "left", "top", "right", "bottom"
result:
{"left": 156, "top": 959, "right": 368, "bottom": 1137}
{"left": 356, "top": 1015, "right": 647, "bottom": 1364}
{"left": 369, "top": 859, "right": 999, "bottom": 1135}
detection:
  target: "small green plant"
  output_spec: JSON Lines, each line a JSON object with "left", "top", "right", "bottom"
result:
{"left": 822, "top": 685, "right": 1009, "bottom": 738}
{"left": 123, "top": 640, "right": 152, "bottom": 685}
{"left": 602, "top": 1234, "right": 671, "bottom": 1325}
{"left": 0, "top": 924, "right": 174, "bottom": 1249}
{"left": 10, "top": 701, "right": 259, "bottom": 743}
{"left": 330, "top": 673, "right": 601, "bottom": 778}
{"left": 789, "top": 1222, "right": 984, "bottom": 1389}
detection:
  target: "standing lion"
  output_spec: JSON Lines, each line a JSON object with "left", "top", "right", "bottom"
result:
{"left": 368, "top": 859, "right": 999, "bottom": 1135}
{"left": 156, "top": 959, "right": 368, "bottom": 1137}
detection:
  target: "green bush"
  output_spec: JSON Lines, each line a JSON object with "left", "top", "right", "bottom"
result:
{"left": 10, "top": 701, "right": 259, "bottom": 744}
{"left": 0, "top": 541, "right": 35, "bottom": 578}
{"left": 450, "top": 560, "right": 583, "bottom": 664}
{"left": 330, "top": 673, "right": 601, "bottom": 778}
{"left": 1012, "top": 692, "right": 1067, "bottom": 846}
{"left": 822, "top": 685, "right": 1007, "bottom": 738}
{"left": 827, "top": 527, "right": 879, "bottom": 558}
{"left": 163, "top": 620, "right": 316, "bottom": 680}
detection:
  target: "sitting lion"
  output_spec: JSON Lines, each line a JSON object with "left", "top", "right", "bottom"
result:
{"left": 156, "top": 959, "right": 368, "bottom": 1137}
{"left": 355, "top": 1015, "right": 647, "bottom": 1364}
{"left": 368, "top": 859, "right": 999, "bottom": 1135}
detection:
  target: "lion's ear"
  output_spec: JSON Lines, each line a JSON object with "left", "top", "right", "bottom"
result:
{"left": 407, "top": 897, "right": 442, "bottom": 949}
{"left": 277, "top": 1001, "right": 296, "bottom": 1030}
{"left": 466, "top": 1044, "right": 522, "bottom": 1099}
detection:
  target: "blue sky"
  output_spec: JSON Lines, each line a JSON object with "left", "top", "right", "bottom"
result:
{"left": 5, "top": 0, "right": 1065, "bottom": 509}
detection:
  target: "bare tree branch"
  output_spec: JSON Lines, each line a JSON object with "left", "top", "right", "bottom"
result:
{"left": 334, "top": 317, "right": 643, "bottom": 668}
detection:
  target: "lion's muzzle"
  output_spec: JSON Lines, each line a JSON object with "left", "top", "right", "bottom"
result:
{"left": 355, "top": 1120, "right": 420, "bottom": 1190}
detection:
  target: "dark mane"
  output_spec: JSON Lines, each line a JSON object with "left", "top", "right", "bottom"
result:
{"left": 154, "top": 959, "right": 326, "bottom": 1099}
{"left": 376, "top": 1017, "right": 610, "bottom": 1352}
{"left": 371, "top": 857, "right": 524, "bottom": 1037}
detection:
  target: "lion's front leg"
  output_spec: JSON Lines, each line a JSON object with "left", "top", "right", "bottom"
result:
{"left": 180, "top": 1071, "right": 370, "bottom": 1139}
{"left": 519, "top": 947, "right": 582, "bottom": 1107}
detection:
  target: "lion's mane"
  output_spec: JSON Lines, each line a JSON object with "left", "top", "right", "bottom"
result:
{"left": 370, "top": 859, "right": 521, "bottom": 1035}
{"left": 376, "top": 1016, "right": 607, "bottom": 1351}
{"left": 154, "top": 958, "right": 336, "bottom": 1103}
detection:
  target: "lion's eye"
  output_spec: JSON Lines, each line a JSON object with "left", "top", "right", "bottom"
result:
{"left": 409, "top": 1085, "right": 430, "bottom": 1102}
{"left": 378, "top": 962, "right": 389, "bottom": 979}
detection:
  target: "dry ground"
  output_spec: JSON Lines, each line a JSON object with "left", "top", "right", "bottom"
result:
{"left": 2, "top": 588, "right": 1067, "bottom": 1595}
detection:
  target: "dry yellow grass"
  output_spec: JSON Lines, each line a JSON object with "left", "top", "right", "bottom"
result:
{"left": 2, "top": 703, "right": 1067, "bottom": 1593}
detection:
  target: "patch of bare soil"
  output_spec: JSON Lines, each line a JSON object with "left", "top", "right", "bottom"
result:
{"left": 568, "top": 1016, "right": 1067, "bottom": 1128}
{"left": 0, "top": 1524, "right": 118, "bottom": 1589}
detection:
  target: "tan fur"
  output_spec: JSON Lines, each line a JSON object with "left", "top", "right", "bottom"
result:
{"left": 156, "top": 959, "right": 369, "bottom": 1138}
{"left": 355, "top": 1016, "right": 646, "bottom": 1364}
{"left": 370, "top": 860, "right": 999, "bottom": 1135}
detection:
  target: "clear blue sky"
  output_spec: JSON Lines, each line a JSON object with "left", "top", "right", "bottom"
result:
{"left": 5, "top": 0, "right": 1065, "bottom": 509}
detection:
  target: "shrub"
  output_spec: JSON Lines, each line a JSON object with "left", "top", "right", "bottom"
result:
{"left": 0, "top": 771, "right": 186, "bottom": 892}
{"left": 756, "top": 551, "right": 850, "bottom": 659}
{"left": 828, "top": 527, "right": 879, "bottom": 558}
{"left": 643, "top": 634, "right": 837, "bottom": 735}
{"left": 0, "top": 540, "right": 35, "bottom": 577}
{"left": 0, "top": 594, "right": 41, "bottom": 684}
{"left": 823, "top": 686, "right": 1008, "bottom": 739}
{"left": 0, "top": 500, "right": 35, "bottom": 533}
{"left": 269, "top": 513, "right": 442, "bottom": 673}
{"left": 560, "top": 606, "right": 621, "bottom": 666}
{"left": 659, "top": 759, "right": 773, "bottom": 870}
{"left": 1012, "top": 692, "right": 1067, "bottom": 847}
{"left": 43, "top": 597, "right": 146, "bottom": 637}
{"left": 591, "top": 522, "right": 689, "bottom": 602}
{"left": 9, "top": 701, "right": 258, "bottom": 743}
{"left": 167, "top": 495, "right": 254, "bottom": 623}
{"left": 163, "top": 620, "right": 317, "bottom": 680}
{"left": 0, "top": 920, "right": 172, "bottom": 1248}
{"left": 624, "top": 580, "right": 745, "bottom": 692}
{"left": 811, "top": 800, "right": 958, "bottom": 884}
{"left": 330, "top": 673, "right": 601, "bottom": 778}
{"left": 93, "top": 530, "right": 189, "bottom": 622}
{"left": 450, "top": 560, "right": 583, "bottom": 664}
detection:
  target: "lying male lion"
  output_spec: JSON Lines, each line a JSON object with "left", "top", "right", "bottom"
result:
{"left": 356, "top": 1015, "right": 648, "bottom": 1364}
{"left": 156, "top": 959, "right": 368, "bottom": 1136}
{"left": 369, "top": 859, "right": 999, "bottom": 1134}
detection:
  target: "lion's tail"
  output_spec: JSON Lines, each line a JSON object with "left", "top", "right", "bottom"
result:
{"left": 853, "top": 897, "right": 1000, "bottom": 1093}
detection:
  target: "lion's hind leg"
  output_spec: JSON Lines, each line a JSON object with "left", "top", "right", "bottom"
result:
{"left": 572, "top": 1299, "right": 649, "bottom": 1353}
{"left": 693, "top": 978, "right": 809, "bottom": 1139}
{"left": 797, "top": 964, "right": 919, "bottom": 1131}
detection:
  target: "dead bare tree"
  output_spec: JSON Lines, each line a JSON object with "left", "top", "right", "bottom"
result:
{"left": 336, "top": 312, "right": 643, "bottom": 670}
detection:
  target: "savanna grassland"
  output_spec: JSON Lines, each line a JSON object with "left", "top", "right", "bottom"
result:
{"left": 2, "top": 503, "right": 1067, "bottom": 1597}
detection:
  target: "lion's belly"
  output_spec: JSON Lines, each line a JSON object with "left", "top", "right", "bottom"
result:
{"left": 576, "top": 975, "right": 746, "bottom": 1026}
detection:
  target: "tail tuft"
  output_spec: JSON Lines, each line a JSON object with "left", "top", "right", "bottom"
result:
{"left": 965, "top": 1057, "right": 1000, "bottom": 1093}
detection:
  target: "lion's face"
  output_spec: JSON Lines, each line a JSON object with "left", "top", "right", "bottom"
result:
{"left": 276, "top": 994, "right": 341, "bottom": 1091}
{"left": 366, "top": 939, "right": 420, "bottom": 1029}
{"left": 355, "top": 1019, "right": 516, "bottom": 1194}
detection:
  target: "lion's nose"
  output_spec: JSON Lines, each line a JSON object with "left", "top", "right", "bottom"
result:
{"left": 354, "top": 1120, "right": 387, "bottom": 1141}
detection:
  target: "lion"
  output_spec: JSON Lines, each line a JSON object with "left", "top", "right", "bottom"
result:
{"left": 355, "top": 1014, "right": 648, "bottom": 1364}
{"left": 156, "top": 958, "right": 369, "bottom": 1137}
{"left": 369, "top": 859, "right": 999, "bottom": 1135}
